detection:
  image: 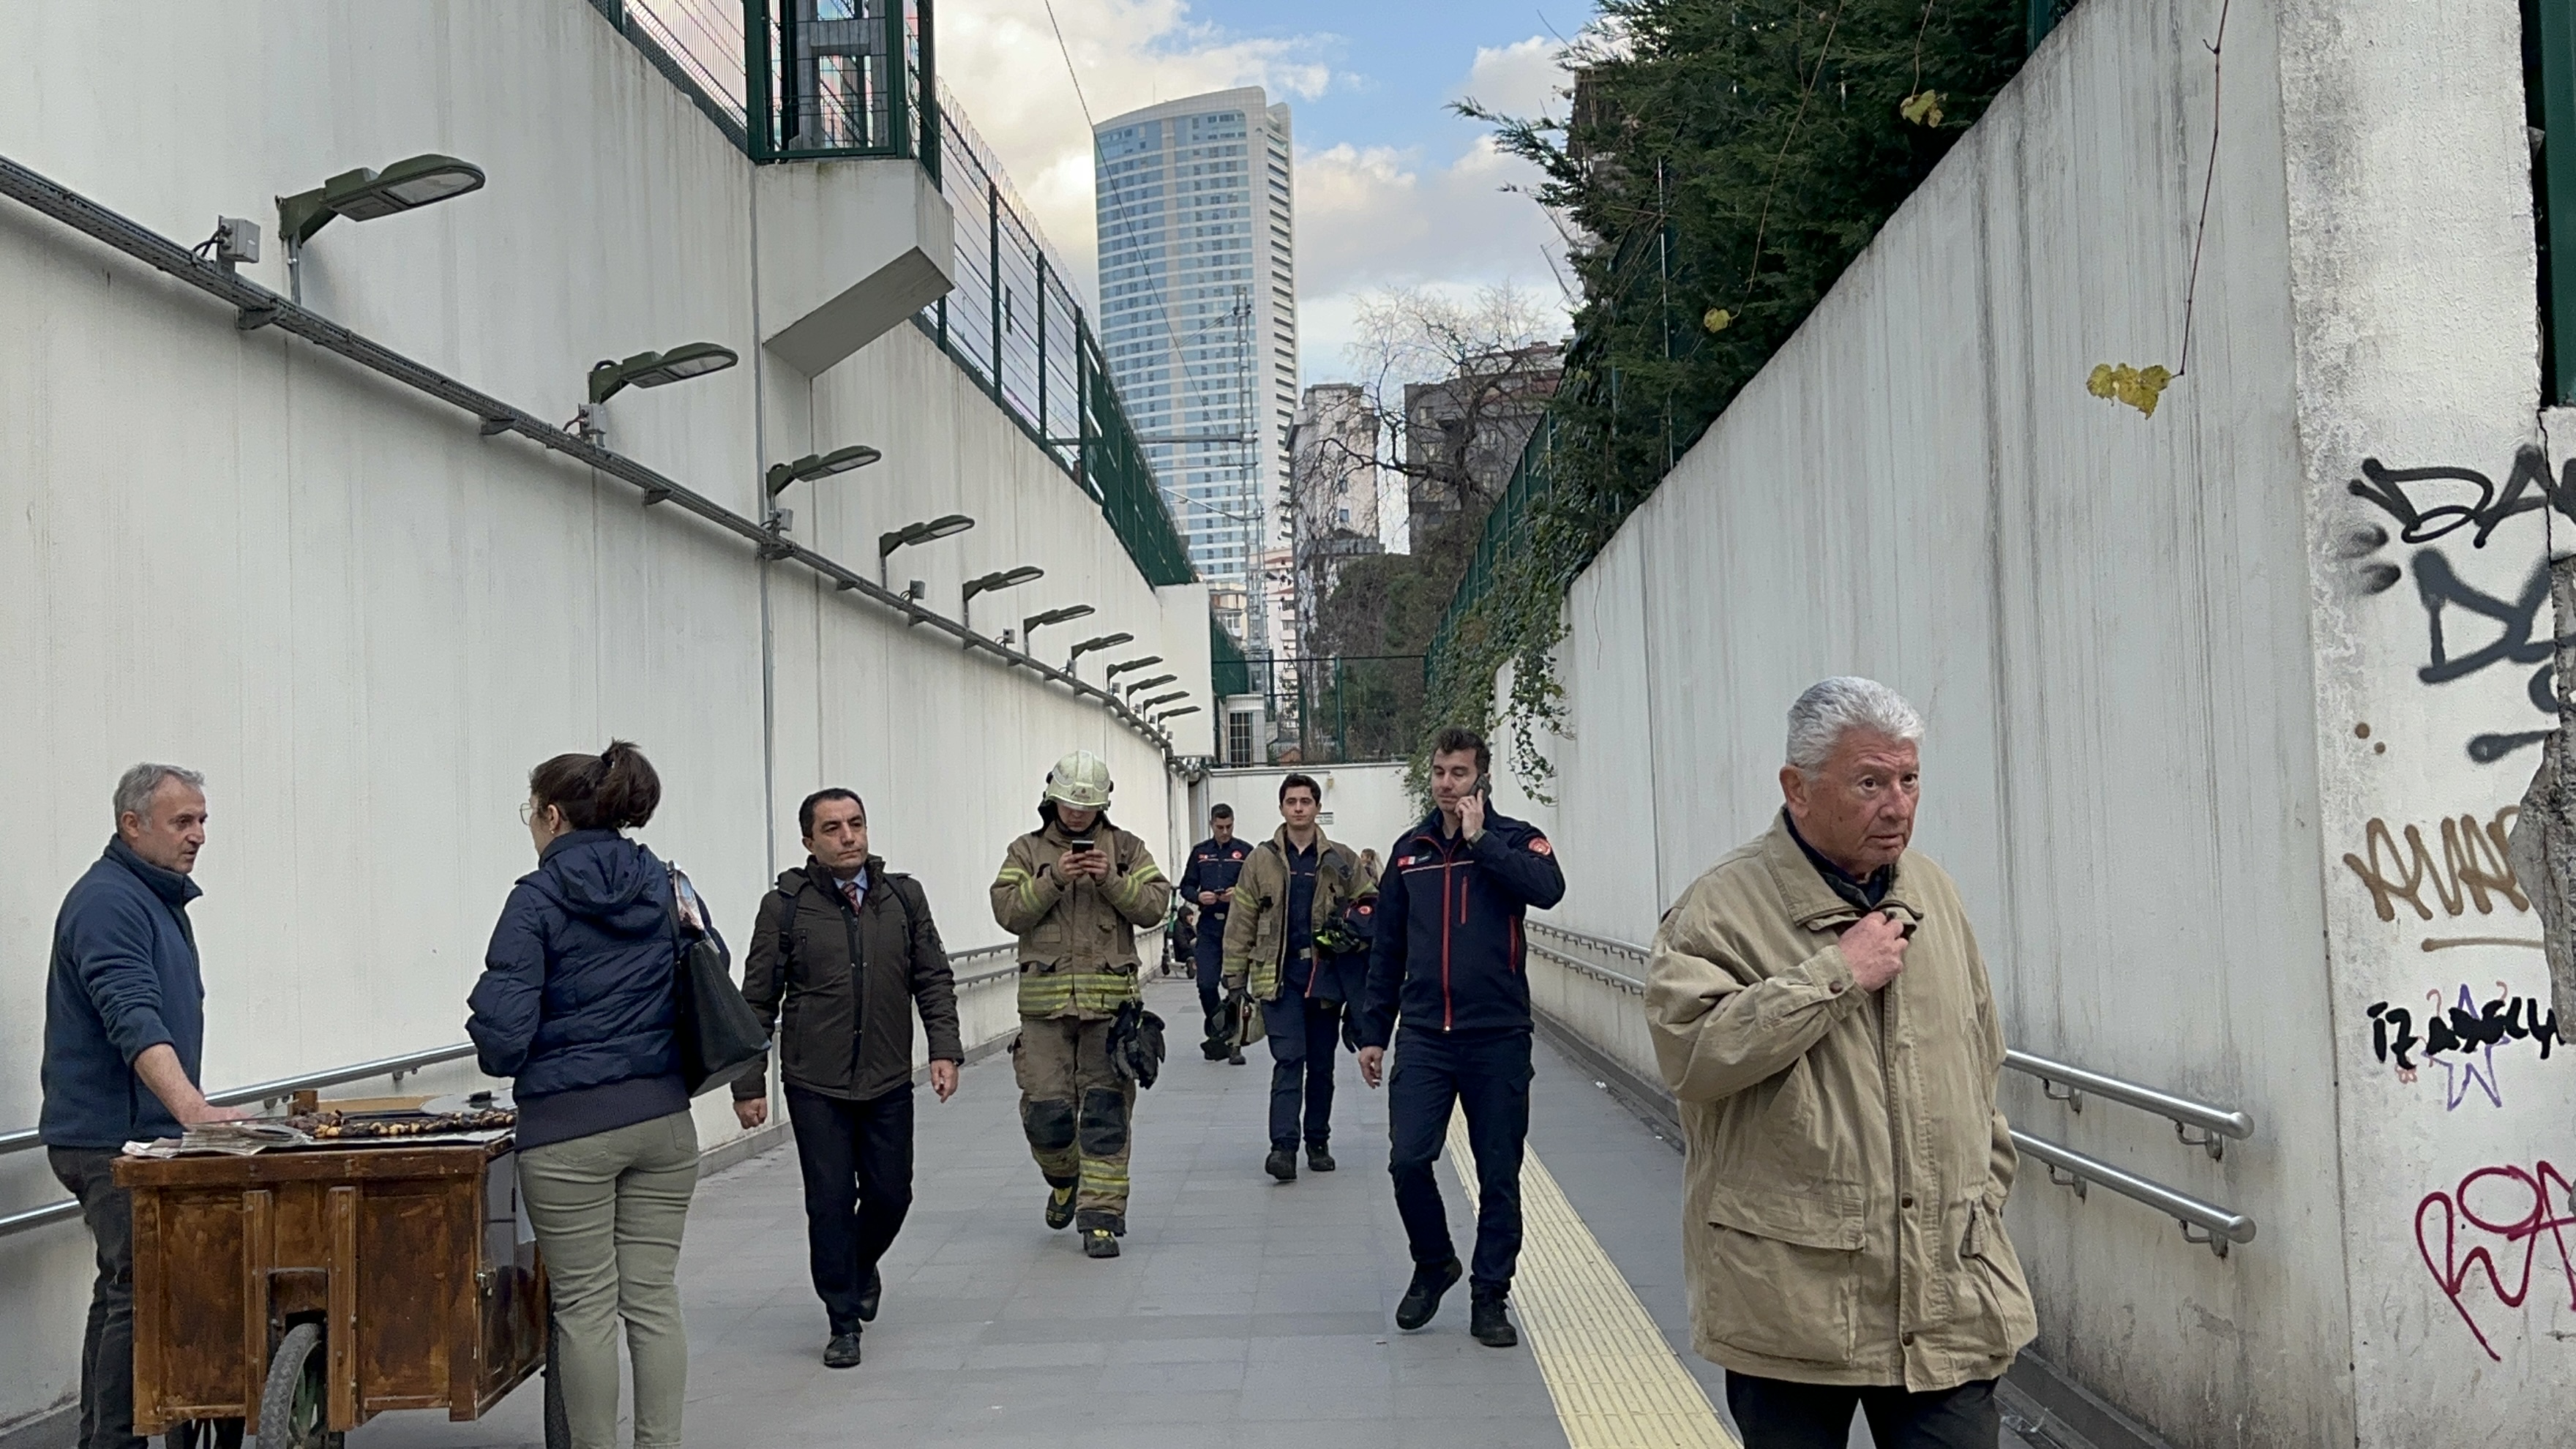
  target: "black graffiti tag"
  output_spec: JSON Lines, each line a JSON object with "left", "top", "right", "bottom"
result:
{"left": 2349, "top": 445, "right": 2576, "bottom": 549}
{"left": 2368, "top": 993, "right": 2560, "bottom": 1073}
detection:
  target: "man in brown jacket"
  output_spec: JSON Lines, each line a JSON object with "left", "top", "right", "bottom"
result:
{"left": 989, "top": 749, "right": 1172, "bottom": 1259}
{"left": 735, "top": 788, "right": 962, "bottom": 1369}
{"left": 1645, "top": 678, "right": 2034, "bottom": 1448}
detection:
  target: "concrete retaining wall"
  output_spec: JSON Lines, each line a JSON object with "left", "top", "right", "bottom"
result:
{"left": 0, "top": 1, "right": 1198, "bottom": 1429}
{"left": 1488, "top": 1, "right": 2561, "bottom": 1442}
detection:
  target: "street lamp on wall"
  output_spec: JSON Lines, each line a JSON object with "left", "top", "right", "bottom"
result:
{"left": 277, "top": 154, "right": 487, "bottom": 247}
{"left": 588, "top": 343, "right": 741, "bottom": 404}
{"left": 276, "top": 152, "right": 487, "bottom": 303}
{"left": 1104, "top": 656, "right": 1163, "bottom": 682}
{"left": 1136, "top": 691, "right": 1188, "bottom": 712}
{"left": 762, "top": 443, "right": 882, "bottom": 540}
{"left": 877, "top": 514, "right": 974, "bottom": 585}
{"left": 962, "top": 566, "right": 1043, "bottom": 633}
{"left": 1067, "top": 633, "right": 1134, "bottom": 672}
{"left": 1021, "top": 604, "right": 1096, "bottom": 651}
{"left": 1120, "top": 674, "right": 1177, "bottom": 701}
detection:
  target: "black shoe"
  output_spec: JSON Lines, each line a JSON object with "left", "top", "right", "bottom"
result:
{"left": 1306, "top": 1144, "right": 1336, "bottom": 1172}
{"left": 855, "top": 1268, "right": 882, "bottom": 1323}
{"left": 1083, "top": 1228, "right": 1120, "bottom": 1258}
{"left": 1227, "top": 1050, "right": 1246, "bottom": 1065}
{"left": 1202, "top": 1039, "right": 1230, "bottom": 1061}
{"left": 1470, "top": 1290, "right": 1518, "bottom": 1348}
{"left": 1265, "top": 1148, "right": 1298, "bottom": 1181}
{"left": 823, "top": 1330, "right": 863, "bottom": 1368}
{"left": 1394, "top": 1257, "right": 1463, "bottom": 1331}
{"left": 1044, "top": 1183, "right": 1077, "bottom": 1231}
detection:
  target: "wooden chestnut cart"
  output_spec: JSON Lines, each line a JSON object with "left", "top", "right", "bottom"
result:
{"left": 113, "top": 1137, "right": 561, "bottom": 1449}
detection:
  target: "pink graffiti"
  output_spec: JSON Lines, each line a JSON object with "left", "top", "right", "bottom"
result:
{"left": 2416, "top": 1159, "right": 2576, "bottom": 1361}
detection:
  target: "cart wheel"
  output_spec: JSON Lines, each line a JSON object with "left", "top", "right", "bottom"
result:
{"left": 542, "top": 1312, "right": 570, "bottom": 1449}
{"left": 256, "top": 1323, "right": 333, "bottom": 1449}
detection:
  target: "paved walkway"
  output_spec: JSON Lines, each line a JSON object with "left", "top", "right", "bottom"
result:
{"left": 370, "top": 978, "right": 2028, "bottom": 1448}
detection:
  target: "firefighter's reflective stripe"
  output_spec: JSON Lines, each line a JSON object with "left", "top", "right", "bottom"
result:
{"left": 1016, "top": 967, "right": 1142, "bottom": 1018}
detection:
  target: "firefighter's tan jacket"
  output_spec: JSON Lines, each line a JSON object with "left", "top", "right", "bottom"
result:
{"left": 1220, "top": 825, "right": 1372, "bottom": 1001}
{"left": 1644, "top": 814, "right": 2035, "bottom": 1390}
{"left": 989, "top": 812, "right": 1171, "bottom": 1020}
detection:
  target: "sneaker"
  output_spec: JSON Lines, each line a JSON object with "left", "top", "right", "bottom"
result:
{"left": 1227, "top": 1049, "right": 1246, "bottom": 1065}
{"left": 855, "top": 1268, "right": 882, "bottom": 1323}
{"left": 1083, "top": 1228, "right": 1121, "bottom": 1259}
{"left": 1306, "top": 1144, "right": 1336, "bottom": 1172}
{"left": 1394, "top": 1257, "right": 1463, "bottom": 1331}
{"left": 1265, "top": 1148, "right": 1298, "bottom": 1181}
{"left": 1044, "top": 1183, "right": 1077, "bottom": 1231}
{"left": 823, "top": 1330, "right": 863, "bottom": 1368}
{"left": 1202, "top": 1040, "right": 1231, "bottom": 1061}
{"left": 1470, "top": 1290, "right": 1518, "bottom": 1348}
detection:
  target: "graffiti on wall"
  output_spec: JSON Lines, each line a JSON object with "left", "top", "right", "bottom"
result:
{"left": 2366, "top": 984, "right": 2558, "bottom": 1108}
{"left": 2341, "top": 806, "right": 2531, "bottom": 927}
{"left": 2345, "top": 446, "right": 2565, "bottom": 763}
{"left": 2416, "top": 1157, "right": 2576, "bottom": 1361}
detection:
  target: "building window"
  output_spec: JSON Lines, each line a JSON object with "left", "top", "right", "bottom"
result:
{"left": 1227, "top": 711, "right": 1256, "bottom": 765}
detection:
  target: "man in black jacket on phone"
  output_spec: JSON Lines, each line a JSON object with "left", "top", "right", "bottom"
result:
{"left": 1357, "top": 727, "right": 1565, "bottom": 1350}
{"left": 735, "top": 789, "right": 962, "bottom": 1370}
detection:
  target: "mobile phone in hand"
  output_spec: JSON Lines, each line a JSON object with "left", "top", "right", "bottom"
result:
{"left": 1472, "top": 773, "right": 1491, "bottom": 802}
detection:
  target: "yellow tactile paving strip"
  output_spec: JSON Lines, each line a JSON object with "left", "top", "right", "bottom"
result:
{"left": 1447, "top": 1109, "right": 1741, "bottom": 1449}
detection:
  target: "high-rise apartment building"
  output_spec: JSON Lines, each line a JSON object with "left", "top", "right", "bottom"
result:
{"left": 1093, "top": 89, "right": 1299, "bottom": 626}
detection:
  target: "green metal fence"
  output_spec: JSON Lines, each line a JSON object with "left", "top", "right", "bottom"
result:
{"left": 1212, "top": 616, "right": 1251, "bottom": 699}
{"left": 2537, "top": 0, "right": 2576, "bottom": 405}
{"left": 745, "top": 0, "right": 938, "bottom": 170}
{"left": 912, "top": 97, "right": 1195, "bottom": 585}
{"left": 1426, "top": 414, "right": 1555, "bottom": 681}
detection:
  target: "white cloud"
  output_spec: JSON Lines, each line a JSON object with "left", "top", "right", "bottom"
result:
{"left": 1292, "top": 40, "right": 1576, "bottom": 379}
{"left": 1459, "top": 36, "right": 1569, "bottom": 120}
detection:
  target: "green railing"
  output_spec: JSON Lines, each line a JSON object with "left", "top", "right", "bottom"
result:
{"left": 744, "top": 0, "right": 937, "bottom": 172}
{"left": 2026, "top": 0, "right": 2079, "bottom": 50}
{"left": 911, "top": 94, "right": 1194, "bottom": 585}
{"left": 1426, "top": 414, "right": 1556, "bottom": 680}
{"left": 2537, "top": 0, "right": 2576, "bottom": 405}
{"left": 1213, "top": 617, "right": 1251, "bottom": 699}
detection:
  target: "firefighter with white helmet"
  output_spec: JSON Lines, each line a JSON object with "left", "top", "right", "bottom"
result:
{"left": 989, "top": 749, "right": 1172, "bottom": 1258}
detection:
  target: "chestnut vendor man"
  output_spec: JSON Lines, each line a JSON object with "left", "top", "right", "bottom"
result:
{"left": 41, "top": 764, "right": 244, "bottom": 1449}
{"left": 1357, "top": 727, "right": 1565, "bottom": 1349}
{"left": 736, "top": 789, "right": 962, "bottom": 1370}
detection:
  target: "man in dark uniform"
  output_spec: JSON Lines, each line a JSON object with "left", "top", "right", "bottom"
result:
{"left": 1176, "top": 804, "right": 1252, "bottom": 1063}
{"left": 1358, "top": 727, "right": 1566, "bottom": 1350}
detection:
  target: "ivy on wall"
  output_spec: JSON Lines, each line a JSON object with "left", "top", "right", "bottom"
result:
{"left": 1423, "top": 0, "right": 2029, "bottom": 799}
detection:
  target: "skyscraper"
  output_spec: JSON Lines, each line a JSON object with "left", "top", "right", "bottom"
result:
{"left": 1093, "top": 89, "right": 1298, "bottom": 644}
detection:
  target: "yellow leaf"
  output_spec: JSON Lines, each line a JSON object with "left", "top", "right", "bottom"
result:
{"left": 1702, "top": 307, "right": 1733, "bottom": 333}
{"left": 2086, "top": 362, "right": 2174, "bottom": 419}
{"left": 1900, "top": 90, "right": 1944, "bottom": 127}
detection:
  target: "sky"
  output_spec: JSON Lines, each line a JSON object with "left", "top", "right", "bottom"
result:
{"left": 932, "top": 0, "right": 1586, "bottom": 385}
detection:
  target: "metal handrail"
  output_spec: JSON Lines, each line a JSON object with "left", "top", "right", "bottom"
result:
{"left": 1529, "top": 940, "right": 1645, "bottom": 995}
{"left": 1527, "top": 920, "right": 1652, "bottom": 964}
{"left": 1, "top": 1043, "right": 484, "bottom": 1240}
{"left": 951, "top": 943, "right": 1019, "bottom": 989}
{"left": 2012, "top": 1129, "right": 2257, "bottom": 1257}
{"left": 2004, "top": 1049, "right": 2255, "bottom": 1159}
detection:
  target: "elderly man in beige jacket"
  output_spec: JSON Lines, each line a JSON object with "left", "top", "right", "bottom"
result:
{"left": 1645, "top": 678, "right": 2034, "bottom": 1449}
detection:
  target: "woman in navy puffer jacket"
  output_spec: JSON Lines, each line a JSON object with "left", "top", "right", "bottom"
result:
{"left": 468, "top": 741, "right": 711, "bottom": 1449}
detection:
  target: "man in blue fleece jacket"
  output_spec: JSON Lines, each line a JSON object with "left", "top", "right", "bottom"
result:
{"left": 42, "top": 764, "right": 244, "bottom": 1449}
